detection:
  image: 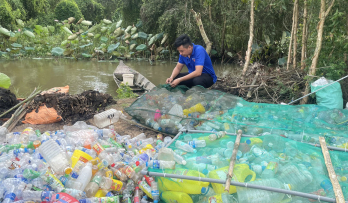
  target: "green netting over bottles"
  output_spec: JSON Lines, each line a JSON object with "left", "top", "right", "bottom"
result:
{"left": 125, "top": 85, "right": 348, "bottom": 148}
{"left": 148, "top": 132, "right": 348, "bottom": 203}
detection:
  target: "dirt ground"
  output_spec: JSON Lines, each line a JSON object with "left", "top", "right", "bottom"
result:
{"left": 11, "top": 98, "right": 159, "bottom": 139}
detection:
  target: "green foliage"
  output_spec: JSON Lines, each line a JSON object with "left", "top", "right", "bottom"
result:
{"left": 0, "top": 0, "right": 15, "bottom": 29}
{"left": 116, "top": 83, "right": 137, "bottom": 99}
{"left": 7, "top": 0, "right": 27, "bottom": 20}
{"left": 21, "top": 0, "right": 50, "bottom": 19}
{"left": 54, "top": 0, "right": 83, "bottom": 21}
{"left": 75, "top": 0, "right": 104, "bottom": 22}
{"left": 0, "top": 73, "right": 11, "bottom": 89}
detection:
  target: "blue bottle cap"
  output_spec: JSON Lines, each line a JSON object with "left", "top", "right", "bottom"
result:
{"left": 146, "top": 162, "right": 149, "bottom": 167}
{"left": 201, "top": 187, "right": 207, "bottom": 194}
{"left": 202, "top": 168, "right": 209, "bottom": 175}
{"left": 246, "top": 139, "right": 251, "bottom": 144}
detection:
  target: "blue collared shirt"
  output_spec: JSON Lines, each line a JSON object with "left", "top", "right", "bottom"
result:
{"left": 178, "top": 43, "right": 217, "bottom": 83}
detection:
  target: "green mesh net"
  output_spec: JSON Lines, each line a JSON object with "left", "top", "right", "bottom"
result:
{"left": 126, "top": 86, "right": 348, "bottom": 148}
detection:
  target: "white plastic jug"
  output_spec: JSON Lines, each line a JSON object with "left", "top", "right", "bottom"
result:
{"left": 93, "top": 109, "right": 125, "bottom": 128}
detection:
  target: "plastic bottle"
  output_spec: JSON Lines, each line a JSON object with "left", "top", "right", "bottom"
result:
{"left": 145, "top": 118, "right": 162, "bottom": 131}
{"left": 22, "top": 190, "right": 55, "bottom": 201}
{"left": 173, "top": 152, "right": 186, "bottom": 165}
{"left": 146, "top": 160, "right": 175, "bottom": 169}
{"left": 175, "top": 140, "right": 197, "bottom": 153}
{"left": 138, "top": 180, "right": 153, "bottom": 199}
{"left": 261, "top": 161, "right": 278, "bottom": 179}
{"left": 84, "top": 169, "right": 104, "bottom": 197}
{"left": 237, "top": 178, "right": 290, "bottom": 203}
{"left": 151, "top": 181, "right": 160, "bottom": 203}
{"left": 3, "top": 184, "right": 16, "bottom": 203}
{"left": 134, "top": 186, "right": 140, "bottom": 203}
{"left": 122, "top": 179, "right": 135, "bottom": 202}
{"left": 38, "top": 139, "right": 72, "bottom": 175}
{"left": 277, "top": 164, "right": 313, "bottom": 191}
{"left": 93, "top": 109, "right": 125, "bottom": 128}
{"left": 208, "top": 131, "right": 226, "bottom": 141}
{"left": 76, "top": 162, "right": 92, "bottom": 191}
{"left": 188, "top": 140, "right": 206, "bottom": 148}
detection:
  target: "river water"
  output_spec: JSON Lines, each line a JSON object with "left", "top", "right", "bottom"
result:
{"left": 0, "top": 59, "right": 239, "bottom": 97}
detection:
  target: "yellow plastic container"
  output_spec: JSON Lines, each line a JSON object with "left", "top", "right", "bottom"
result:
{"left": 209, "top": 164, "right": 256, "bottom": 194}
{"left": 245, "top": 137, "right": 263, "bottom": 146}
{"left": 157, "top": 169, "right": 210, "bottom": 194}
{"left": 94, "top": 189, "right": 107, "bottom": 197}
{"left": 160, "top": 191, "right": 193, "bottom": 203}
{"left": 71, "top": 150, "right": 93, "bottom": 168}
{"left": 183, "top": 103, "right": 206, "bottom": 117}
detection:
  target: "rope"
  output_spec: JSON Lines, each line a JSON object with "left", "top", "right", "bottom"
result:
{"left": 288, "top": 74, "right": 348, "bottom": 105}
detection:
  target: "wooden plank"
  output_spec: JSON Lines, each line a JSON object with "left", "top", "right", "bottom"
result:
{"left": 319, "top": 137, "right": 345, "bottom": 203}
{"left": 225, "top": 129, "right": 243, "bottom": 192}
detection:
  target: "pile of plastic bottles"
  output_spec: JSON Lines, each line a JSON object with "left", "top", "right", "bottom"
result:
{"left": 0, "top": 120, "right": 174, "bottom": 203}
{"left": 147, "top": 131, "right": 348, "bottom": 203}
{"left": 126, "top": 86, "right": 348, "bottom": 148}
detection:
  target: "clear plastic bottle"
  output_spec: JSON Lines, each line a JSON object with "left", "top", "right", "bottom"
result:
{"left": 237, "top": 178, "right": 290, "bottom": 203}
{"left": 188, "top": 140, "right": 206, "bottom": 148}
{"left": 122, "top": 179, "right": 135, "bottom": 202}
{"left": 175, "top": 140, "right": 197, "bottom": 153}
{"left": 84, "top": 169, "right": 104, "bottom": 197}
{"left": 151, "top": 181, "right": 160, "bottom": 203}
{"left": 208, "top": 131, "right": 226, "bottom": 141}
{"left": 146, "top": 160, "right": 175, "bottom": 169}
{"left": 145, "top": 118, "right": 162, "bottom": 131}
{"left": 134, "top": 186, "right": 140, "bottom": 203}
{"left": 277, "top": 164, "right": 313, "bottom": 191}
{"left": 38, "top": 139, "right": 72, "bottom": 175}
{"left": 112, "top": 168, "right": 128, "bottom": 182}
{"left": 261, "top": 161, "right": 278, "bottom": 179}
{"left": 138, "top": 180, "right": 152, "bottom": 199}
{"left": 3, "top": 185, "right": 16, "bottom": 203}
{"left": 76, "top": 162, "right": 92, "bottom": 191}
{"left": 22, "top": 190, "right": 55, "bottom": 201}
{"left": 93, "top": 109, "right": 125, "bottom": 128}
{"left": 173, "top": 152, "right": 187, "bottom": 165}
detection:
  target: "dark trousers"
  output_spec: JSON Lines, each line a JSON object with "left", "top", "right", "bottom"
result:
{"left": 174, "top": 72, "right": 214, "bottom": 88}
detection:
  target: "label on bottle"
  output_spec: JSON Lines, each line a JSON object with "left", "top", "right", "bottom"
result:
{"left": 266, "top": 162, "right": 278, "bottom": 173}
{"left": 8, "top": 161, "right": 19, "bottom": 170}
{"left": 111, "top": 179, "right": 123, "bottom": 191}
{"left": 152, "top": 160, "right": 160, "bottom": 169}
{"left": 59, "top": 176, "right": 69, "bottom": 185}
{"left": 133, "top": 196, "right": 140, "bottom": 203}
{"left": 78, "top": 156, "right": 89, "bottom": 163}
{"left": 188, "top": 141, "right": 196, "bottom": 148}
{"left": 92, "top": 143, "right": 105, "bottom": 155}
{"left": 32, "top": 186, "right": 43, "bottom": 191}
{"left": 124, "top": 166, "right": 135, "bottom": 177}
{"left": 106, "top": 170, "right": 113, "bottom": 178}
{"left": 208, "top": 195, "right": 223, "bottom": 203}
{"left": 41, "top": 191, "right": 52, "bottom": 201}
{"left": 71, "top": 171, "right": 79, "bottom": 179}
{"left": 91, "top": 175, "right": 102, "bottom": 185}
{"left": 320, "top": 179, "right": 333, "bottom": 191}
{"left": 151, "top": 189, "right": 159, "bottom": 198}
{"left": 5, "top": 193, "right": 16, "bottom": 201}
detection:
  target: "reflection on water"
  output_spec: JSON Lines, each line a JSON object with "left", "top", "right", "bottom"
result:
{"left": 0, "top": 59, "right": 240, "bottom": 97}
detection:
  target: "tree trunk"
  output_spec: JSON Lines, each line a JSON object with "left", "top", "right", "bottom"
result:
{"left": 287, "top": 0, "right": 297, "bottom": 70}
{"left": 220, "top": 0, "right": 227, "bottom": 56}
{"left": 301, "top": 0, "right": 308, "bottom": 70}
{"left": 209, "top": 5, "right": 212, "bottom": 23}
{"left": 300, "top": 0, "right": 335, "bottom": 104}
{"left": 292, "top": 0, "right": 299, "bottom": 68}
{"left": 241, "top": 0, "right": 254, "bottom": 80}
{"left": 191, "top": 9, "right": 212, "bottom": 54}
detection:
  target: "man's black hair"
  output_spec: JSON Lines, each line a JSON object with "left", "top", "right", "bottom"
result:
{"left": 174, "top": 34, "right": 193, "bottom": 48}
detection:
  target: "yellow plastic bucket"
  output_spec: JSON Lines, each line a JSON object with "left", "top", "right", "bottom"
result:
{"left": 161, "top": 191, "right": 193, "bottom": 203}
{"left": 209, "top": 164, "right": 256, "bottom": 194}
{"left": 71, "top": 150, "right": 92, "bottom": 168}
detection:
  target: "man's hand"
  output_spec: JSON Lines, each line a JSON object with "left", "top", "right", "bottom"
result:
{"left": 170, "top": 78, "right": 181, "bottom": 87}
{"left": 166, "top": 77, "right": 173, "bottom": 84}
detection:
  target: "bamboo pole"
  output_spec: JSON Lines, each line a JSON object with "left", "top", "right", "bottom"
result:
{"left": 0, "top": 90, "right": 41, "bottom": 118}
{"left": 319, "top": 137, "right": 345, "bottom": 203}
{"left": 225, "top": 129, "right": 243, "bottom": 192}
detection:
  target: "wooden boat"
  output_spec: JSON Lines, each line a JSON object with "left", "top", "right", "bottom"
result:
{"left": 113, "top": 60, "right": 156, "bottom": 92}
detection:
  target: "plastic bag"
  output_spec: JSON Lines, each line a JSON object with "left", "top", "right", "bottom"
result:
{"left": 311, "top": 77, "right": 343, "bottom": 109}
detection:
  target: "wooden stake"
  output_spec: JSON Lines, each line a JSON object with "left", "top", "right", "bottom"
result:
{"left": 225, "top": 129, "right": 243, "bottom": 192}
{"left": 319, "top": 137, "right": 345, "bottom": 203}
{"left": 247, "top": 70, "right": 260, "bottom": 98}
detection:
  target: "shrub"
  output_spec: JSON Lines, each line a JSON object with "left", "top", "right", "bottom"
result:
{"left": 0, "top": 0, "right": 15, "bottom": 28}
{"left": 7, "top": 0, "right": 27, "bottom": 20}
{"left": 54, "top": 0, "right": 83, "bottom": 21}
{"left": 21, "top": 0, "right": 50, "bottom": 19}
{"left": 75, "top": 0, "right": 104, "bottom": 22}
